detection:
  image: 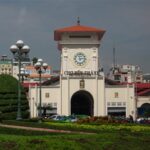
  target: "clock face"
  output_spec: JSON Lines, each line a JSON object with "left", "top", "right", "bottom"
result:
{"left": 74, "top": 52, "right": 86, "bottom": 66}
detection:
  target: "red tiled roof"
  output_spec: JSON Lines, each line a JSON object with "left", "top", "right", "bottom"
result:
{"left": 137, "top": 88, "right": 150, "bottom": 96}
{"left": 135, "top": 83, "right": 150, "bottom": 88}
{"left": 135, "top": 83, "right": 150, "bottom": 96}
{"left": 29, "top": 74, "right": 51, "bottom": 78}
{"left": 55, "top": 25, "right": 105, "bottom": 32}
{"left": 119, "top": 82, "right": 150, "bottom": 88}
{"left": 22, "top": 82, "right": 39, "bottom": 88}
{"left": 54, "top": 25, "right": 105, "bottom": 41}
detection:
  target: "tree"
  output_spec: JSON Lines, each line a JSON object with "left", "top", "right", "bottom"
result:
{"left": 0, "top": 74, "right": 29, "bottom": 120}
{"left": 32, "top": 57, "right": 38, "bottom": 65}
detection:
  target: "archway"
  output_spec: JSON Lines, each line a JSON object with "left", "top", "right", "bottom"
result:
{"left": 71, "top": 90, "right": 94, "bottom": 116}
{"left": 138, "top": 103, "right": 150, "bottom": 117}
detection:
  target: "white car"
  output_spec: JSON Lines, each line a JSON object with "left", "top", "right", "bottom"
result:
{"left": 49, "top": 115, "right": 66, "bottom": 121}
{"left": 136, "top": 117, "right": 150, "bottom": 124}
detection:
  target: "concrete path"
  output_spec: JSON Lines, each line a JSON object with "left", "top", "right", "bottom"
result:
{"left": 0, "top": 123, "right": 94, "bottom": 134}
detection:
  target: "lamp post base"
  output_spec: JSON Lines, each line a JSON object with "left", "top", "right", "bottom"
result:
{"left": 16, "top": 110, "right": 22, "bottom": 120}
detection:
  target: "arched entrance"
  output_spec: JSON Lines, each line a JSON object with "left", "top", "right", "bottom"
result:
{"left": 71, "top": 90, "right": 94, "bottom": 116}
{"left": 138, "top": 103, "right": 150, "bottom": 117}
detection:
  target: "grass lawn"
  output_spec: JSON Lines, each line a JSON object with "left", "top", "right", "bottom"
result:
{"left": 0, "top": 121, "right": 150, "bottom": 150}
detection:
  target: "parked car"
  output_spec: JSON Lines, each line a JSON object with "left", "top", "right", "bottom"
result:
{"left": 48, "top": 114, "right": 78, "bottom": 122}
{"left": 65, "top": 115, "right": 78, "bottom": 122}
{"left": 49, "top": 115, "right": 66, "bottom": 121}
{"left": 136, "top": 117, "right": 150, "bottom": 124}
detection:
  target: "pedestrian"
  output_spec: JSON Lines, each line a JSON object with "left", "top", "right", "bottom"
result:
{"left": 129, "top": 115, "right": 133, "bottom": 123}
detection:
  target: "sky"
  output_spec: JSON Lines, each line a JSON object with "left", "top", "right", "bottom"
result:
{"left": 0, "top": 0, "right": 149, "bottom": 73}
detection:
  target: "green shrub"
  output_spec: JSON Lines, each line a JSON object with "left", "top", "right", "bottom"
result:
{"left": 0, "top": 106, "right": 17, "bottom": 113}
{"left": 0, "top": 74, "right": 29, "bottom": 120}
{"left": 0, "top": 99, "right": 18, "bottom": 106}
{"left": 1, "top": 111, "right": 29, "bottom": 120}
{"left": 1, "top": 111, "right": 17, "bottom": 120}
{"left": 76, "top": 116, "right": 130, "bottom": 124}
{"left": 0, "top": 75, "right": 18, "bottom": 92}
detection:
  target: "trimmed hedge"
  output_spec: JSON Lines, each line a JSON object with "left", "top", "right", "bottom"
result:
{"left": 1, "top": 111, "right": 29, "bottom": 120}
{"left": 0, "top": 74, "right": 29, "bottom": 120}
{"left": 0, "top": 74, "right": 20, "bottom": 92}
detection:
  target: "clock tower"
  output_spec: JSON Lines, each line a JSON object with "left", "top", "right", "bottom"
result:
{"left": 54, "top": 21, "right": 106, "bottom": 116}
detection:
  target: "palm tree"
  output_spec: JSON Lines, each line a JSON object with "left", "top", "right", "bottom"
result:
{"left": 32, "top": 57, "right": 38, "bottom": 65}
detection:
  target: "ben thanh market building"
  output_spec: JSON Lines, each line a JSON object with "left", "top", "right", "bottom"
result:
{"left": 29, "top": 22, "right": 150, "bottom": 120}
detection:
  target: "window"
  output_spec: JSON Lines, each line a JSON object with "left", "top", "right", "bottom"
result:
{"left": 48, "top": 103, "right": 52, "bottom": 107}
{"left": 117, "top": 102, "right": 122, "bottom": 106}
{"left": 123, "top": 102, "right": 126, "bottom": 106}
{"left": 53, "top": 103, "right": 57, "bottom": 107}
{"left": 114, "top": 92, "right": 119, "bottom": 98}
{"left": 114, "top": 75, "right": 121, "bottom": 81}
{"left": 136, "top": 77, "right": 140, "bottom": 80}
{"left": 45, "top": 93, "right": 50, "bottom": 98}
{"left": 80, "top": 79, "right": 85, "bottom": 89}
{"left": 111, "top": 102, "right": 116, "bottom": 106}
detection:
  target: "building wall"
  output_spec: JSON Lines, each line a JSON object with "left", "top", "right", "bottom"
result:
{"left": 97, "top": 77, "right": 105, "bottom": 116}
{"left": 137, "top": 96, "right": 150, "bottom": 107}
{"left": 29, "top": 76, "right": 106, "bottom": 117}
{"left": 61, "top": 45, "right": 99, "bottom": 76}
{"left": 0, "top": 60, "right": 12, "bottom": 75}
{"left": 12, "top": 61, "right": 31, "bottom": 79}
{"left": 105, "top": 85, "right": 135, "bottom": 119}
{"left": 60, "top": 33, "right": 100, "bottom": 45}
{"left": 29, "top": 85, "right": 60, "bottom": 118}
{"left": 54, "top": 76, "right": 105, "bottom": 116}
{"left": 29, "top": 82, "right": 136, "bottom": 119}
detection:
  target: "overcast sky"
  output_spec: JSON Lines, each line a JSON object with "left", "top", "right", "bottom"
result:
{"left": 0, "top": 0, "right": 149, "bottom": 73}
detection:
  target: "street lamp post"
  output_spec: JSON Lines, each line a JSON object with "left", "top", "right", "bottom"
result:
{"left": 34, "top": 58, "right": 48, "bottom": 122}
{"left": 10, "top": 40, "right": 30, "bottom": 120}
{"left": 20, "top": 68, "right": 29, "bottom": 83}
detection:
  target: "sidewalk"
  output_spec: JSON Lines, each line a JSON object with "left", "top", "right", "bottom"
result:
{"left": 0, "top": 123, "right": 94, "bottom": 134}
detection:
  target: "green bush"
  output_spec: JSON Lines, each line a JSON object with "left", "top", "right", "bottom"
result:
{"left": 0, "top": 74, "right": 29, "bottom": 120}
{"left": 0, "top": 106, "right": 17, "bottom": 113}
{"left": 1, "top": 112, "right": 17, "bottom": 120}
{"left": 2, "top": 94, "right": 18, "bottom": 99}
{"left": 0, "top": 99, "right": 17, "bottom": 106}
{"left": 1, "top": 111, "right": 29, "bottom": 120}
{"left": 0, "top": 75, "right": 18, "bottom": 92}
{"left": 76, "top": 116, "right": 130, "bottom": 124}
